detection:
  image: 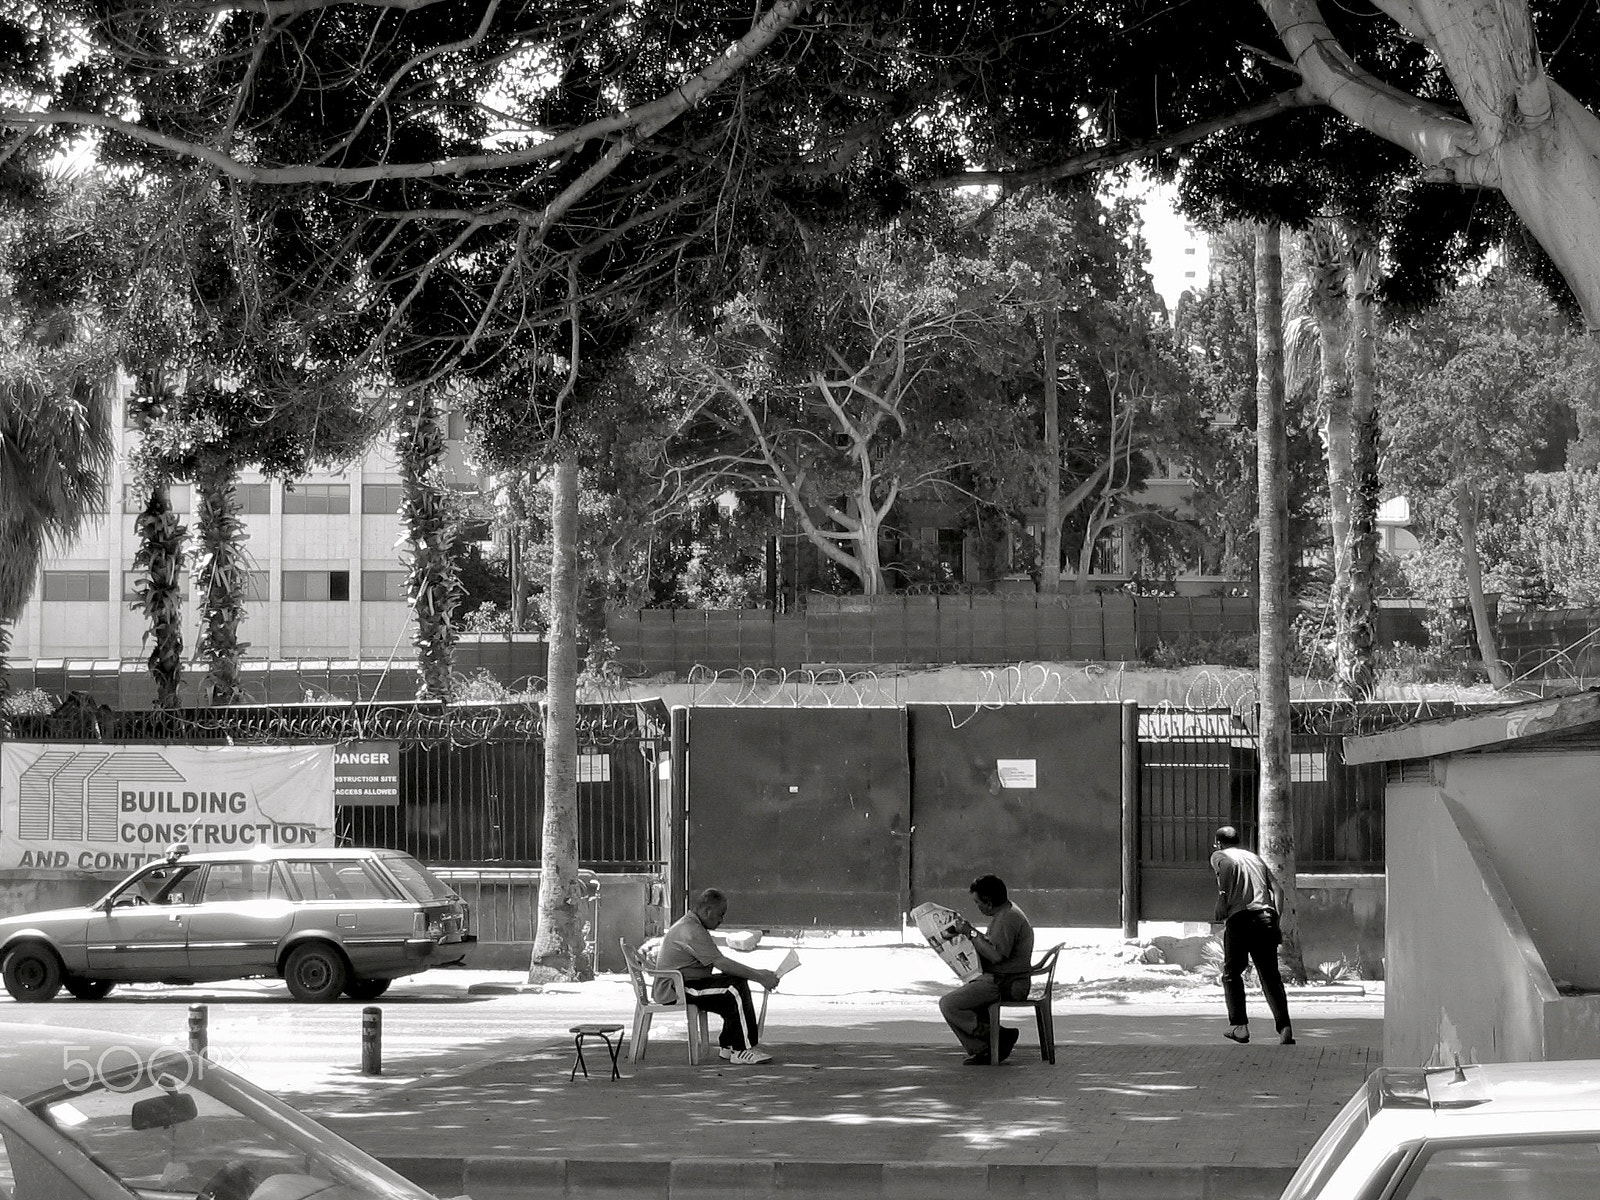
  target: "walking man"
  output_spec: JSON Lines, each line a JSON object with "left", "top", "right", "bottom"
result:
{"left": 938, "top": 874, "right": 1035, "bottom": 1065}
{"left": 1211, "top": 826, "right": 1294, "bottom": 1045}
{"left": 655, "top": 888, "right": 780, "bottom": 1064}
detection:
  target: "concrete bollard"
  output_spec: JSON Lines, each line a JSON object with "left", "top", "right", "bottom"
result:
{"left": 361, "top": 1006, "right": 382, "bottom": 1075}
{"left": 188, "top": 1004, "right": 208, "bottom": 1060}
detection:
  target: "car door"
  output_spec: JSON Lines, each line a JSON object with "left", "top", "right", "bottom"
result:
{"left": 84, "top": 863, "right": 204, "bottom": 979}
{"left": 183, "top": 861, "right": 297, "bottom": 979}
{"left": 281, "top": 858, "right": 408, "bottom": 976}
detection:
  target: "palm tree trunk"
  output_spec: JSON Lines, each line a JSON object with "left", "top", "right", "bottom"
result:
{"left": 132, "top": 480, "right": 187, "bottom": 710}
{"left": 397, "top": 390, "right": 461, "bottom": 702}
{"left": 193, "top": 449, "right": 248, "bottom": 705}
{"left": 1456, "top": 479, "right": 1510, "bottom": 688}
{"left": 1254, "top": 223, "right": 1306, "bottom": 983}
{"left": 1305, "top": 225, "right": 1354, "bottom": 608}
{"left": 1338, "top": 229, "right": 1381, "bottom": 700}
{"left": 529, "top": 451, "right": 588, "bottom": 982}
{"left": 1039, "top": 313, "right": 1063, "bottom": 594}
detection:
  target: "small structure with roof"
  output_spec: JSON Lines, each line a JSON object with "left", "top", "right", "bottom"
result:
{"left": 1346, "top": 689, "right": 1600, "bottom": 1068}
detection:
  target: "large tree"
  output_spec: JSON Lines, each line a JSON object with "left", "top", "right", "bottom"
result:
{"left": 1382, "top": 272, "right": 1591, "bottom": 686}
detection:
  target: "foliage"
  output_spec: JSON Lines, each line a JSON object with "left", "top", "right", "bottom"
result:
{"left": 0, "top": 688, "right": 56, "bottom": 716}
{"left": 191, "top": 451, "right": 250, "bottom": 703}
{"left": 395, "top": 391, "right": 464, "bottom": 702}
{"left": 129, "top": 482, "right": 187, "bottom": 709}
{"left": 1145, "top": 632, "right": 1256, "bottom": 671}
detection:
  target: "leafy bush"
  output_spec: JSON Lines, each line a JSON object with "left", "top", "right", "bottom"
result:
{"left": 0, "top": 688, "right": 57, "bottom": 716}
{"left": 1145, "top": 631, "right": 1256, "bottom": 669}
{"left": 1374, "top": 643, "right": 1488, "bottom": 687}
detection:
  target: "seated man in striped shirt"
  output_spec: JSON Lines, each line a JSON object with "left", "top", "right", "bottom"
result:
{"left": 654, "top": 888, "right": 780, "bottom": 1065}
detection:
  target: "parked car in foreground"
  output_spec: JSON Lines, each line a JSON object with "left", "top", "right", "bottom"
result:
{"left": 0, "top": 845, "right": 473, "bottom": 1003}
{"left": 0, "top": 1021, "right": 453, "bottom": 1198}
{"left": 1281, "top": 1058, "right": 1600, "bottom": 1199}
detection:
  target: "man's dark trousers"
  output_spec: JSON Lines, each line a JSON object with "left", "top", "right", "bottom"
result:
{"left": 681, "top": 973, "right": 761, "bottom": 1050}
{"left": 1221, "top": 909, "right": 1292, "bottom": 1032}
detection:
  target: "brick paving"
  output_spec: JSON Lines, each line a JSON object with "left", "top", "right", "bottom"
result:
{"left": 315, "top": 1034, "right": 1380, "bottom": 1198}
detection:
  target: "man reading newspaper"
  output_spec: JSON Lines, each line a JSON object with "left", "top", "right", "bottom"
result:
{"left": 936, "top": 874, "right": 1034, "bottom": 1065}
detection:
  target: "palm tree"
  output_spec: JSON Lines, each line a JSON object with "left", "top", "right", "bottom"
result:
{"left": 0, "top": 315, "right": 116, "bottom": 691}
{"left": 1254, "top": 224, "right": 1306, "bottom": 984}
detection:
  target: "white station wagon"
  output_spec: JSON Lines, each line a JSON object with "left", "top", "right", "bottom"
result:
{"left": 0, "top": 845, "right": 473, "bottom": 1003}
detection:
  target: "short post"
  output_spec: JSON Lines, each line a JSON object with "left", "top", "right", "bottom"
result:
{"left": 187, "top": 1004, "right": 208, "bottom": 1060}
{"left": 361, "top": 1006, "right": 382, "bottom": 1075}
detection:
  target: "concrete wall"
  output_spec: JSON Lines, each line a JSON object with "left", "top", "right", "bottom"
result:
{"left": 1433, "top": 751, "right": 1600, "bottom": 991}
{"left": 0, "top": 874, "right": 110, "bottom": 920}
{"left": 1386, "top": 784, "right": 1555, "bottom": 1067}
{"left": 1297, "top": 874, "right": 1385, "bottom": 980}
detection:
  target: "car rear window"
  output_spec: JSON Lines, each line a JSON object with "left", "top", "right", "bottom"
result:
{"left": 381, "top": 855, "right": 458, "bottom": 902}
{"left": 1280, "top": 1074, "right": 1379, "bottom": 1200}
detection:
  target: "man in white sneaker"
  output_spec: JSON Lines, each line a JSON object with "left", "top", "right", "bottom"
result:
{"left": 654, "top": 888, "right": 780, "bottom": 1064}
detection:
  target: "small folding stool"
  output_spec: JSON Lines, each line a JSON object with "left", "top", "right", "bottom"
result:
{"left": 568, "top": 1023, "right": 626, "bottom": 1081}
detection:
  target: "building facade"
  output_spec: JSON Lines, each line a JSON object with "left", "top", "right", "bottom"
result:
{"left": 13, "top": 391, "right": 481, "bottom": 663}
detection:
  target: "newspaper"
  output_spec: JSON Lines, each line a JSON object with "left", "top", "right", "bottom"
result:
{"left": 911, "top": 901, "right": 985, "bottom": 982}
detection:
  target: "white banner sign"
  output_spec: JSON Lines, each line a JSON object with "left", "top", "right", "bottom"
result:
{"left": 0, "top": 743, "right": 335, "bottom": 873}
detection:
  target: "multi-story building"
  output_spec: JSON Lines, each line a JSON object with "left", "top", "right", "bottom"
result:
{"left": 11, "top": 391, "right": 481, "bottom": 663}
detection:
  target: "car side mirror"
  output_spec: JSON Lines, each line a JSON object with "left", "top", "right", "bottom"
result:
{"left": 130, "top": 1091, "right": 197, "bottom": 1130}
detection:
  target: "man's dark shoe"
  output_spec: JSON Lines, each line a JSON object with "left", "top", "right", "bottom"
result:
{"left": 1278, "top": 1028, "right": 1296, "bottom": 1046}
{"left": 962, "top": 1050, "right": 992, "bottom": 1066}
{"left": 998, "top": 1026, "right": 1020, "bottom": 1063}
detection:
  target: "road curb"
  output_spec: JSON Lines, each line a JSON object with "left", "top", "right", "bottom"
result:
{"left": 380, "top": 1155, "right": 1295, "bottom": 1200}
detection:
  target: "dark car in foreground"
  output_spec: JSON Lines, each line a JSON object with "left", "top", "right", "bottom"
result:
{"left": 0, "top": 845, "right": 473, "bottom": 1003}
{"left": 0, "top": 1022, "right": 454, "bottom": 1198}
{"left": 1281, "top": 1058, "right": 1600, "bottom": 1199}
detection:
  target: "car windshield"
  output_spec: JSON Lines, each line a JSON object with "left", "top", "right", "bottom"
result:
{"left": 381, "top": 855, "right": 457, "bottom": 902}
{"left": 30, "top": 1048, "right": 433, "bottom": 1199}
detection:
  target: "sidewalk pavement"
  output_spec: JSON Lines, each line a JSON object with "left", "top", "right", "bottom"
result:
{"left": 300, "top": 943, "right": 1382, "bottom": 1200}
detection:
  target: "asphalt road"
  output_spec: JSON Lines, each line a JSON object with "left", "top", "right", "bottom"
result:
{"left": 0, "top": 963, "right": 1383, "bottom": 1104}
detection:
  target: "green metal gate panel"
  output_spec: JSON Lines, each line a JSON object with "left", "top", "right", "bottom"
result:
{"left": 907, "top": 703, "right": 1123, "bottom": 925}
{"left": 685, "top": 708, "right": 910, "bottom": 928}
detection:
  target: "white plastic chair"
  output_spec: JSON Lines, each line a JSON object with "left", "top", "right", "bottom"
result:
{"left": 620, "top": 939, "right": 709, "bottom": 1064}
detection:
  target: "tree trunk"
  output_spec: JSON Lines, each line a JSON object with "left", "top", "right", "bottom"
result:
{"left": 1338, "top": 229, "right": 1380, "bottom": 700}
{"left": 1455, "top": 478, "right": 1510, "bottom": 689}
{"left": 1305, "top": 225, "right": 1354, "bottom": 604}
{"left": 529, "top": 451, "right": 589, "bottom": 982}
{"left": 193, "top": 449, "right": 248, "bottom": 705}
{"left": 1254, "top": 224, "right": 1306, "bottom": 983}
{"left": 132, "top": 479, "right": 187, "bottom": 710}
{"left": 397, "top": 390, "right": 461, "bottom": 702}
{"left": 507, "top": 472, "right": 529, "bottom": 631}
{"left": 1038, "top": 314, "right": 1063, "bottom": 594}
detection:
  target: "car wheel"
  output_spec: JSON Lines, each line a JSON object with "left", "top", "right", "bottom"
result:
{"left": 64, "top": 977, "right": 115, "bottom": 1000}
{"left": 284, "top": 942, "right": 348, "bottom": 1002}
{"left": 343, "top": 978, "right": 392, "bottom": 1001}
{"left": 3, "top": 943, "right": 64, "bottom": 1002}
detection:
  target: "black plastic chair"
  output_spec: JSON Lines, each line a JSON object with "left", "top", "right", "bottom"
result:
{"left": 987, "top": 943, "right": 1063, "bottom": 1064}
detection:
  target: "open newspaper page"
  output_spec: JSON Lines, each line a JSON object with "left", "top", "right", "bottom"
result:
{"left": 911, "top": 902, "right": 985, "bottom": 982}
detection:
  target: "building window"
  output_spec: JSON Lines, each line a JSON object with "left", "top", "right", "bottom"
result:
{"left": 281, "top": 483, "right": 351, "bottom": 514}
{"left": 239, "top": 483, "right": 272, "bottom": 514}
{"left": 42, "top": 571, "right": 110, "bottom": 602}
{"left": 362, "top": 483, "right": 404, "bottom": 515}
{"left": 122, "top": 571, "right": 190, "bottom": 603}
{"left": 445, "top": 411, "right": 468, "bottom": 440}
{"left": 244, "top": 571, "right": 270, "bottom": 602}
{"left": 282, "top": 570, "right": 351, "bottom": 601}
{"left": 361, "top": 570, "right": 408, "bottom": 602}
{"left": 122, "top": 483, "right": 191, "bottom": 513}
